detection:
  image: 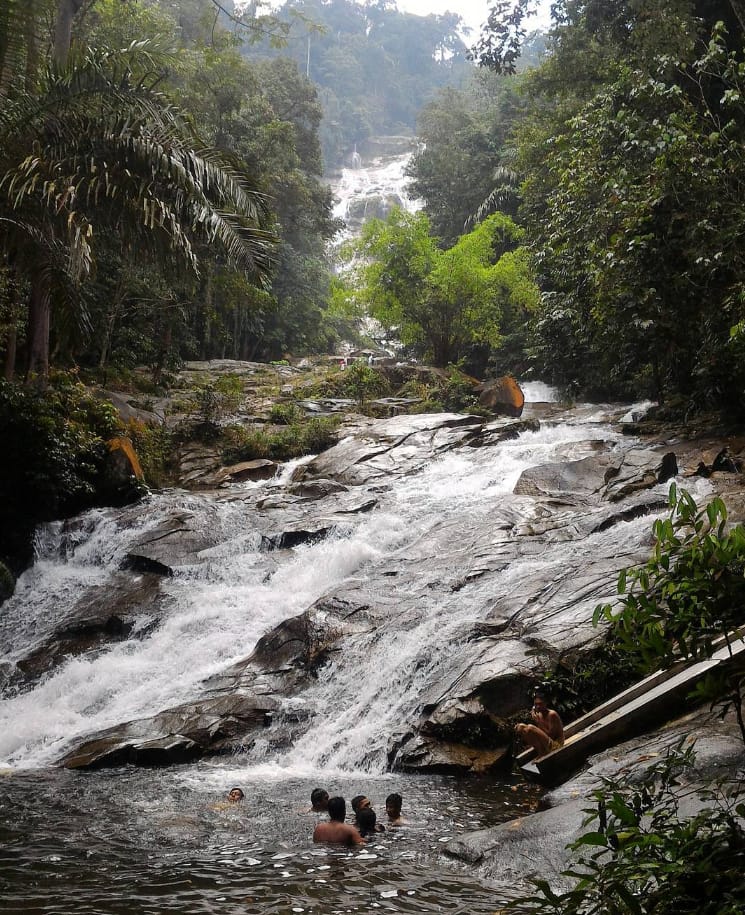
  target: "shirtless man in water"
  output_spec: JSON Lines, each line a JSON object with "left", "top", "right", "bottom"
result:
{"left": 313, "top": 797, "right": 365, "bottom": 846}
{"left": 515, "top": 692, "right": 564, "bottom": 757}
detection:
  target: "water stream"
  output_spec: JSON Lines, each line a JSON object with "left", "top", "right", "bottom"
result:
{"left": 0, "top": 388, "right": 709, "bottom": 912}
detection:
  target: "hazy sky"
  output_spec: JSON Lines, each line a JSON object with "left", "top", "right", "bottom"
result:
{"left": 395, "top": 0, "right": 553, "bottom": 37}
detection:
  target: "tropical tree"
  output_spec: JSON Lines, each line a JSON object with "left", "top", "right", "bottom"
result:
{"left": 0, "top": 38, "right": 276, "bottom": 381}
{"left": 345, "top": 208, "right": 538, "bottom": 367}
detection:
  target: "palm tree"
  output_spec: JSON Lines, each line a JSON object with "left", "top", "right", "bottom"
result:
{"left": 0, "top": 24, "right": 277, "bottom": 380}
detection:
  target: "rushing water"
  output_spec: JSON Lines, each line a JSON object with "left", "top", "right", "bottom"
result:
{"left": 0, "top": 388, "right": 706, "bottom": 912}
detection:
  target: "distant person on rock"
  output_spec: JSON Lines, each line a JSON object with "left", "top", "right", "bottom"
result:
{"left": 515, "top": 692, "right": 564, "bottom": 757}
{"left": 385, "top": 793, "right": 405, "bottom": 826}
{"left": 313, "top": 796, "right": 365, "bottom": 846}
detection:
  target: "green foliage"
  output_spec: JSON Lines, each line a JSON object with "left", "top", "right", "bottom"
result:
{"left": 507, "top": 744, "right": 745, "bottom": 915}
{"left": 223, "top": 415, "right": 338, "bottom": 463}
{"left": 269, "top": 402, "right": 302, "bottom": 425}
{"left": 341, "top": 362, "right": 388, "bottom": 407}
{"left": 488, "top": 2, "right": 745, "bottom": 409}
{"left": 594, "top": 485, "right": 745, "bottom": 668}
{"left": 406, "top": 68, "right": 528, "bottom": 244}
{"left": 189, "top": 374, "right": 244, "bottom": 424}
{"left": 594, "top": 484, "right": 745, "bottom": 743}
{"left": 539, "top": 638, "right": 640, "bottom": 722}
{"left": 124, "top": 419, "right": 173, "bottom": 489}
{"left": 0, "top": 376, "right": 124, "bottom": 568}
{"left": 347, "top": 208, "right": 538, "bottom": 368}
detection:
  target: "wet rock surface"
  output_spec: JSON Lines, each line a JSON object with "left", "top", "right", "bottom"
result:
{"left": 60, "top": 693, "right": 277, "bottom": 770}
{"left": 444, "top": 708, "right": 745, "bottom": 901}
{"left": 7, "top": 405, "right": 743, "bottom": 774}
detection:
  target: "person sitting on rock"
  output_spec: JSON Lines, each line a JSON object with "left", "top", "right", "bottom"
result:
{"left": 385, "top": 793, "right": 406, "bottom": 826}
{"left": 313, "top": 796, "right": 365, "bottom": 846}
{"left": 515, "top": 691, "right": 564, "bottom": 758}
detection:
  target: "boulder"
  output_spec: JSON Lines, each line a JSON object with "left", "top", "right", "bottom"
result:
{"left": 601, "top": 449, "right": 678, "bottom": 501}
{"left": 211, "top": 459, "right": 278, "bottom": 485}
{"left": 126, "top": 511, "right": 221, "bottom": 575}
{"left": 13, "top": 572, "right": 163, "bottom": 683}
{"left": 292, "top": 413, "right": 483, "bottom": 486}
{"left": 477, "top": 376, "right": 525, "bottom": 417}
{"left": 101, "top": 391, "right": 164, "bottom": 425}
{"left": 60, "top": 693, "right": 276, "bottom": 770}
{"left": 391, "top": 733, "right": 511, "bottom": 775}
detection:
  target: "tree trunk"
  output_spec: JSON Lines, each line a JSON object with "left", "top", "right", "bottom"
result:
{"left": 26, "top": 272, "right": 50, "bottom": 384}
{"left": 4, "top": 326, "right": 16, "bottom": 381}
{"left": 53, "top": 0, "right": 85, "bottom": 66}
{"left": 730, "top": 0, "right": 745, "bottom": 35}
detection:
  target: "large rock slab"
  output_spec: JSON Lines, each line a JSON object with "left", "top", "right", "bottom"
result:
{"left": 292, "top": 413, "right": 492, "bottom": 486}
{"left": 60, "top": 693, "right": 276, "bottom": 770}
{"left": 14, "top": 572, "right": 162, "bottom": 682}
{"left": 443, "top": 709, "right": 744, "bottom": 902}
{"left": 125, "top": 511, "right": 223, "bottom": 575}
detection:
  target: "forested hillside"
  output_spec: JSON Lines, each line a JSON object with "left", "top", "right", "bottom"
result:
{"left": 0, "top": 0, "right": 345, "bottom": 383}
{"left": 402, "top": 0, "right": 745, "bottom": 414}
{"left": 250, "top": 0, "right": 473, "bottom": 169}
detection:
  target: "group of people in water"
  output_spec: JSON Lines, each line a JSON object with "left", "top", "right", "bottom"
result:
{"left": 222, "top": 784, "right": 405, "bottom": 847}
{"left": 309, "top": 789, "right": 405, "bottom": 846}
{"left": 221, "top": 692, "right": 562, "bottom": 848}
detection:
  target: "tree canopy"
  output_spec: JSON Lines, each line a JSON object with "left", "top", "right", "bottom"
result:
{"left": 342, "top": 208, "right": 538, "bottom": 368}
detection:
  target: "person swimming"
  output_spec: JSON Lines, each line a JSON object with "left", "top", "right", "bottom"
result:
{"left": 310, "top": 788, "right": 330, "bottom": 812}
{"left": 313, "top": 796, "right": 364, "bottom": 846}
{"left": 227, "top": 787, "right": 245, "bottom": 803}
{"left": 356, "top": 806, "right": 383, "bottom": 838}
{"left": 385, "top": 793, "right": 405, "bottom": 825}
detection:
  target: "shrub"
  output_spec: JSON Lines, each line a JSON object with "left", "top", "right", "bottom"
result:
{"left": 269, "top": 402, "right": 301, "bottom": 425}
{"left": 223, "top": 415, "right": 339, "bottom": 463}
{"left": 507, "top": 744, "right": 745, "bottom": 915}
{"left": 190, "top": 373, "right": 244, "bottom": 423}
{"left": 594, "top": 484, "right": 745, "bottom": 744}
{"left": 341, "top": 362, "right": 389, "bottom": 406}
{"left": 125, "top": 419, "right": 173, "bottom": 488}
{"left": 0, "top": 376, "right": 123, "bottom": 568}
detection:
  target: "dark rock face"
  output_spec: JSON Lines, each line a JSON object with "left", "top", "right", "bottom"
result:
{"left": 125, "top": 511, "right": 222, "bottom": 575}
{"left": 13, "top": 573, "right": 162, "bottom": 683}
{"left": 443, "top": 710, "right": 744, "bottom": 901}
{"left": 60, "top": 694, "right": 276, "bottom": 770}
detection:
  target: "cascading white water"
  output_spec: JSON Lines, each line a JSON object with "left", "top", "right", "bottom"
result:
{"left": 0, "top": 398, "right": 708, "bottom": 773}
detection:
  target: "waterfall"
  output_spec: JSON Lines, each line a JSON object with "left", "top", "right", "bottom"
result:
{"left": 0, "top": 398, "right": 708, "bottom": 772}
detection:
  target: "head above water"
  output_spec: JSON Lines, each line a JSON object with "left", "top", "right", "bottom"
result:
{"left": 327, "top": 796, "right": 346, "bottom": 822}
{"left": 351, "top": 795, "right": 370, "bottom": 814}
{"left": 227, "top": 787, "right": 245, "bottom": 803}
{"left": 385, "top": 793, "right": 402, "bottom": 818}
{"left": 356, "top": 806, "right": 377, "bottom": 837}
{"left": 310, "top": 788, "right": 329, "bottom": 811}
